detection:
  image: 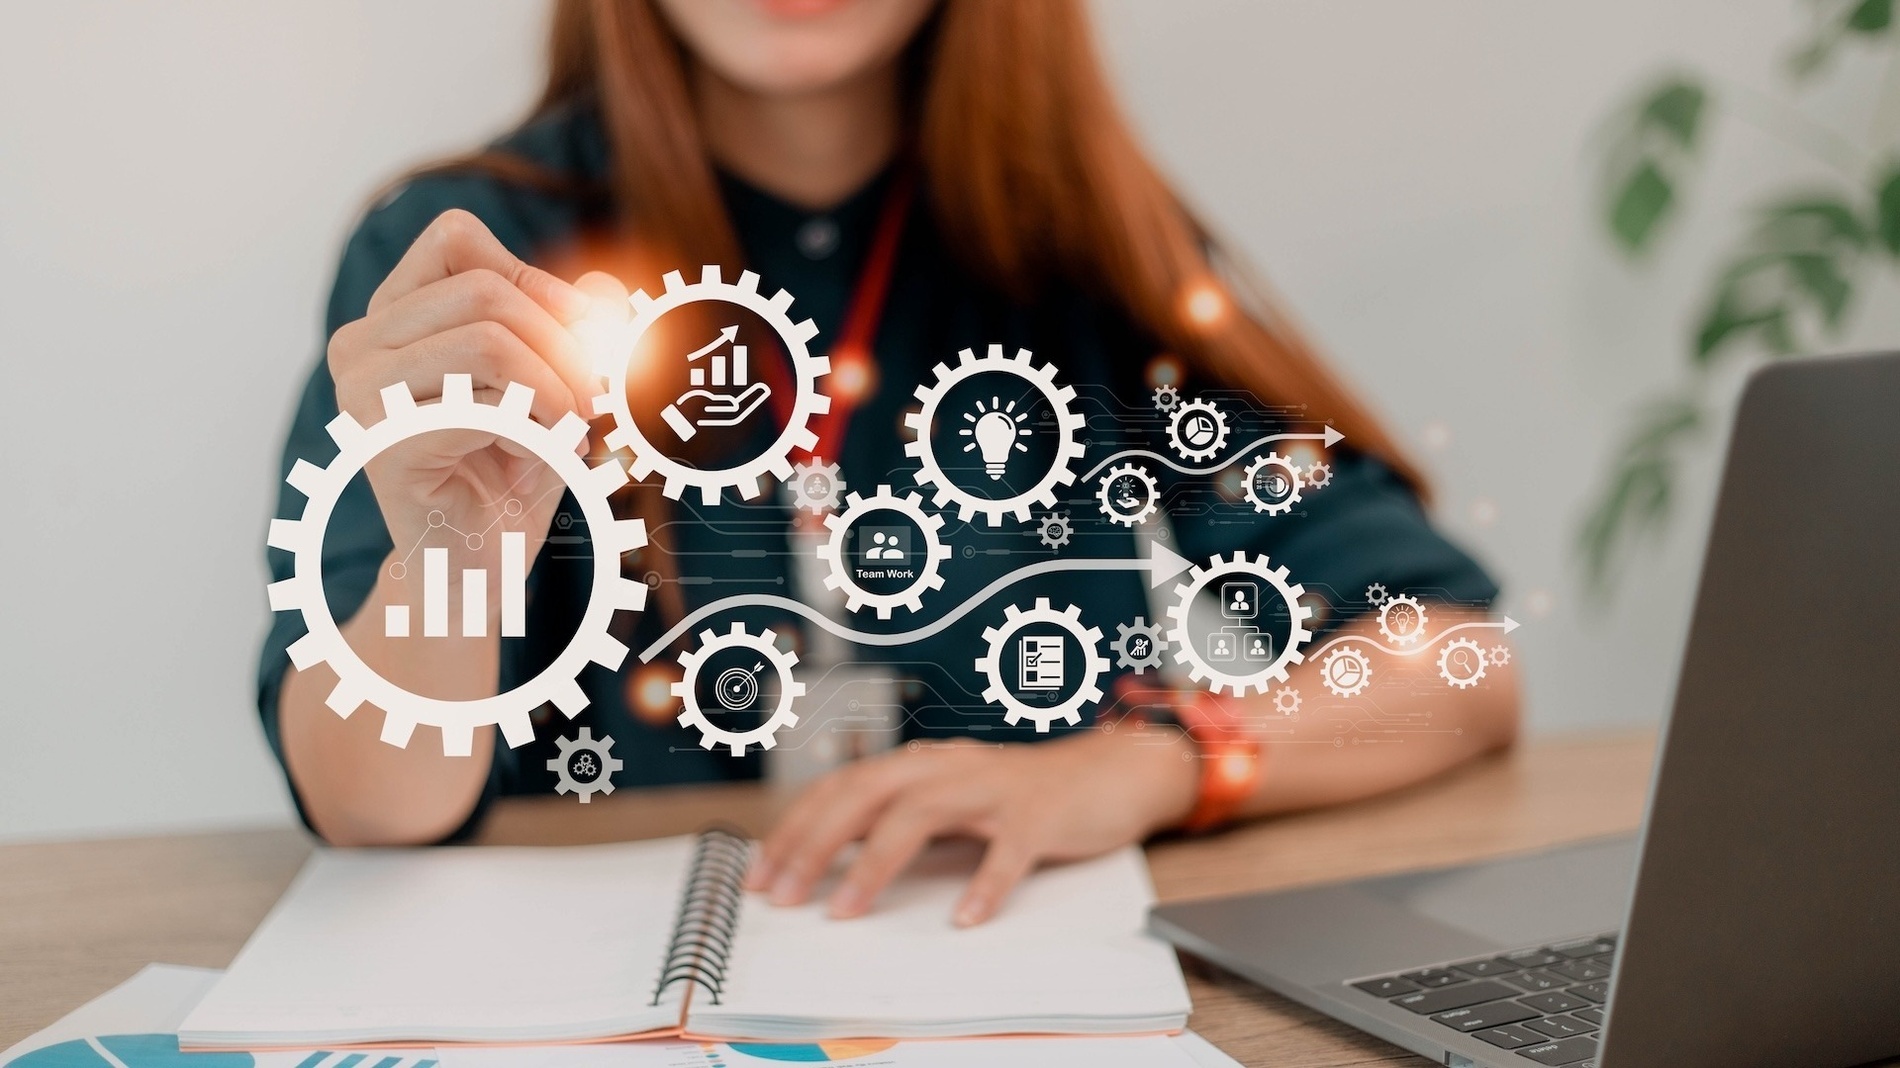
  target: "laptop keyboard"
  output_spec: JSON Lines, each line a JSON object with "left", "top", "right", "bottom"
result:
{"left": 1348, "top": 933, "right": 1617, "bottom": 1066}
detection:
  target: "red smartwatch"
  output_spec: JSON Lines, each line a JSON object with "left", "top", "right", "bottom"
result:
{"left": 1108, "top": 680, "right": 1265, "bottom": 833}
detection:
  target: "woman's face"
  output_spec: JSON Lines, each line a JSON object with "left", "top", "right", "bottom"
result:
{"left": 651, "top": 0, "right": 939, "bottom": 96}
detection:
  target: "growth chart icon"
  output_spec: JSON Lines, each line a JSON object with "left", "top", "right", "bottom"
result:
{"left": 660, "top": 324, "right": 770, "bottom": 441}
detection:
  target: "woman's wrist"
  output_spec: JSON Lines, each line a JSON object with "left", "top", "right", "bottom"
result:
{"left": 1075, "top": 721, "right": 1199, "bottom": 838}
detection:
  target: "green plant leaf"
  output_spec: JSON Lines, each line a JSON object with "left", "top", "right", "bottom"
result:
{"left": 1875, "top": 166, "right": 1900, "bottom": 255}
{"left": 1640, "top": 81, "right": 1706, "bottom": 146}
{"left": 1695, "top": 191, "right": 1870, "bottom": 363}
{"left": 1577, "top": 399, "right": 1703, "bottom": 595}
{"left": 1758, "top": 197, "right": 1870, "bottom": 249}
{"left": 1848, "top": 0, "right": 1893, "bottom": 32}
{"left": 1790, "top": 0, "right": 1896, "bottom": 78}
{"left": 1609, "top": 162, "right": 1675, "bottom": 251}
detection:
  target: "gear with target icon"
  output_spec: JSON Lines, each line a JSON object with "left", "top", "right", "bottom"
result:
{"left": 266, "top": 374, "right": 649, "bottom": 756}
{"left": 816, "top": 485, "right": 951, "bottom": 618}
{"left": 591, "top": 266, "right": 831, "bottom": 505}
{"left": 904, "top": 345, "right": 1086, "bottom": 526}
{"left": 1241, "top": 452, "right": 1304, "bottom": 515}
{"left": 548, "top": 726, "right": 622, "bottom": 803}
{"left": 673, "top": 623, "right": 805, "bottom": 755}
{"left": 1166, "top": 551, "right": 1315, "bottom": 697}
{"left": 975, "top": 598, "right": 1108, "bottom": 732}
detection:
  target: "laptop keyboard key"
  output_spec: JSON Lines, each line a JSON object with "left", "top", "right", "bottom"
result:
{"left": 1394, "top": 980, "right": 1517, "bottom": 1014}
{"left": 1431, "top": 1001, "right": 1539, "bottom": 1032}
{"left": 1475, "top": 1023, "right": 1548, "bottom": 1049}
{"left": 1517, "top": 991, "right": 1589, "bottom": 1014}
{"left": 1569, "top": 981, "right": 1609, "bottom": 1003}
{"left": 1400, "top": 967, "right": 1462, "bottom": 988}
{"left": 1574, "top": 1007, "right": 1606, "bottom": 1026}
{"left": 1551, "top": 937, "right": 1616, "bottom": 959}
{"left": 1504, "top": 969, "right": 1568, "bottom": 992}
{"left": 1351, "top": 976, "right": 1420, "bottom": 998}
{"left": 1526, "top": 1014, "right": 1595, "bottom": 1038}
{"left": 1517, "top": 1035, "right": 1598, "bottom": 1064}
{"left": 1453, "top": 958, "right": 1520, "bottom": 978}
{"left": 1548, "top": 960, "right": 1610, "bottom": 982}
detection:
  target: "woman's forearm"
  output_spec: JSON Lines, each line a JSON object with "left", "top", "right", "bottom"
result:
{"left": 278, "top": 557, "right": 497, "bottom": 845}
{"left": 1236, "top": 609, "right": 1521, "bottom": 819}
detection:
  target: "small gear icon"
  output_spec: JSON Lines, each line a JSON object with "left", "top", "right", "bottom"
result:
{"left": 788, "top": 458, "right": 845, "bottom": 513}
{"left": 673, "top": 623, "right": 806, "bottom": 755}
{"left": 1095, "top": 462, "right": 1160, "bottom": 527}
{"left": 547, "top": 726, "right": 622, "bottom": 803}
{"left": 1272, "top": 686, "right": 1302, "bottom": 715}
{"left": 267, "top": 374, "right": 649, "bottom": 756}
{"left": 1166, "top": 551, "right": 1315, "bottom": 697}
{"left": 592, "top": 266, "right": 831, "bottom": 505}
{"left": 1151, "top": 383, "right": 1181, "bottom": 413}
{"left": 1319, "top": 646, "right": 1374, "bottom": 698}
{"left": 1365, "top": 583, "right": 1390, "bottom": 607}
{"left": 1166, "top": 398, "right": 1230, "bottom": 463}
{"left": 1112, "top": 616, "right": 1167, "bottom": 674}
{"left": 1437, "top": 638, "right": 1488, "bottom": 689}
{"left": 975, "top": 598, "right": 1109, "bottom": 732}
{"left": 817, "top": 485, "right": 952, "bottom": 617}
{"left": 1037, "top": 511, "right": 1073, "bottom": 549}
{"left": 1488, "top": 644, "right": 1513, "bottom": 667}
{"left": 1241, "top": 452, "right": 1304, "bottom": 515}
{"left": 904, "top": 345, "right": 1086, "bottom": 526}
{"left": 1377, "top": 594, "right": 1429, "bottom": 645}
{"left": 1304, "top": 461, "right": 1333, "bottom": 489}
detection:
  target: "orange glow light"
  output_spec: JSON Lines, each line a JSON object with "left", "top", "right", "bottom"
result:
{"left": 1181, "top": 281, "right": 1229, "bottom": 329}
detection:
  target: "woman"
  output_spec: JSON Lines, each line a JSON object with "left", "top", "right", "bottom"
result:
{"left": 263, "top": 0, "right": 1518, "bottom": 927}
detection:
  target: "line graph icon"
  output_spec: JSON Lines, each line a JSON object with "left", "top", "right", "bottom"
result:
{"left": 384, "top": 503, "right": 528, "bottom": 640}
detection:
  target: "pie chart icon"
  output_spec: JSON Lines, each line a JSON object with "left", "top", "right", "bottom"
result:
{"left": 1182, "top": 414, "right": 1217, "bottom": 448}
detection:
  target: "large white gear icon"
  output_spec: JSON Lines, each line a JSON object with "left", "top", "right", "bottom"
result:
{"left": 816, "top": 485, "right": 951, "bottom": 617}
{"left": 1377, "top": 594, "right": 1429, "bottom": 645}
{"left": 1272, "top": 686, "right": 1302, "bottom": 715}
{"left": 1319, "top": 646, "right": 1374, "bottom": 698}
{"left": 1304, "top": 460, "right": 1334, "bottom": 490}
{"left": 547, "top": 726, "right": 622, "bottom": 803}
{"left": 788, "top": 458, "right": 845, "bottom": 514}
{"left": 267, "top": 374, "right": 650, "bottom": 756}
{"left": 673, "top": 622, "right": 805, "bottom": 755}
{"left": 975, "top": 598, "right": 1109, "bottom": 732}
{"left": 1166, "top": 551, "right": 1315, "bottom": 697}
{"left": 1166, "top": 398, "right": 1230, "bottom": 463}
{"left": 1437, "top": 638, "right": 1488, "bottom": 689}
{"left": 1037, "top": 511, "right": 1073, "bottom": 549}
{"left": 1112, "top": 616, "right": 1167, "bottom": 674}
{"left": 1096, "top": 462, "right": 1160, "bottom": 527}
{"left": 1152, "top": 383, "right": 1181, "bottom": 413}
{"left": 903, "top": 345, "right": 1087, "bottom": 526}
{"left": 592, "top": 266, "right": 831, "bottom": 505}
{"left": 1241, "top": 452, "right": 1304, "bottom": 515}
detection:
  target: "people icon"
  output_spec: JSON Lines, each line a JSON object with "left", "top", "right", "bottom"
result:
{"left": 1208, "top": 633, "right": 1235, "bottom": 661}
{"left": 864, "top": 530, "right": 907, "bottom": 561}
{"left": 1221, "top": 581, "right": 1257, "bottom": 620}
{"left": 803, "top": 474, "right": 829, "bottom": 499}
{"left": 1245, "top": 633, "right": 1271, "bottom": 661}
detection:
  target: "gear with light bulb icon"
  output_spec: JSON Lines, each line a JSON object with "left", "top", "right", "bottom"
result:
{"left": 904, "top": 345, "right": 1087, "bottom": 527}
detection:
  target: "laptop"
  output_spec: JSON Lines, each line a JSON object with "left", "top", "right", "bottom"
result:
{"left": 1149, "top": 352, "right": 1900, "bottom": 1068}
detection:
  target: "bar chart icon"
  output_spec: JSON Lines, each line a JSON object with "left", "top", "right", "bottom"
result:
{"left": 385, "top": 531, "right": 527, "bottom": 639}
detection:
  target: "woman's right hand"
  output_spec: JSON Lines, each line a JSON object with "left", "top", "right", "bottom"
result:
{"left": 325, "top": 209, "right": 600, "bottom": 580}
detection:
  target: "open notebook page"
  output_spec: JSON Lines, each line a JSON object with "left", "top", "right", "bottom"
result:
{"left": 179, "top": 838, "right": 696, "bottom": 1046}
{"left": 687, "top": 843, "right": 1191, "bottom": 1040}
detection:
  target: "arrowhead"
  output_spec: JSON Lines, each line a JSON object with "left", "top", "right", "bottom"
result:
{"left": 1502, "top": 616, "right": 1520, "bottom": 634}
{"left": 719, "top": 325, "right": 740, "bottom": 341}
{"left": 1323, "top": 425, "right": 1344, "bottom": 447}
{"left": 1146, "top": 541, "right": 1194, "bottom": 588}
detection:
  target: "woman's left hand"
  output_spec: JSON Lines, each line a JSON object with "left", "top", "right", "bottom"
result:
{"left": 745, "top": 728, "right": 1198, "bottom": 926}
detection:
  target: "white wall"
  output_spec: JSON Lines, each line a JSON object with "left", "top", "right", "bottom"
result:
{"left": 3, "top": 1, "right": 1892, "bottom": 841}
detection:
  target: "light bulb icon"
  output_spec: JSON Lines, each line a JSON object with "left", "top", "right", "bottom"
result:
{"left": 960, "top": 396, "right": 1031, "bottom": 481}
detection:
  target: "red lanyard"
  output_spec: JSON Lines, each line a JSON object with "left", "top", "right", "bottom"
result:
{"left": 765, "top": 167, "right": 914, "bottom": 461}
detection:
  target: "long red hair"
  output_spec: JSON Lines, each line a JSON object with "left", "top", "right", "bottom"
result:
{"left": 493, "top": 0, "right": 1426, "bottom": 496}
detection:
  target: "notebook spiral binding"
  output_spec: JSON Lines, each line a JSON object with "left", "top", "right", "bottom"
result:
{"left": 650, "top": 826, "right": 751, "bottom": 1006}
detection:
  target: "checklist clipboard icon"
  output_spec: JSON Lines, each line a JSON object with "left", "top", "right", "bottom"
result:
{"left": 1018, "top": 635, "right": 1065, "bottom": 691}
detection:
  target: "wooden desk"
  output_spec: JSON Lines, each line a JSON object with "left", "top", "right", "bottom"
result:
{"left": 0, "top": 732, "right": 1653, "bottom": 1066}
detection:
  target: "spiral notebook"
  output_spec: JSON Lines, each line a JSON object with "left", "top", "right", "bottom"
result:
{"left": 177, "top": 830, "right": 1191, "bottom": 1047}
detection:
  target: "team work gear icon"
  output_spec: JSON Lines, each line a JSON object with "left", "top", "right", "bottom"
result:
{"left": 267, "top": 375, "right": 649, "bottom": 755}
